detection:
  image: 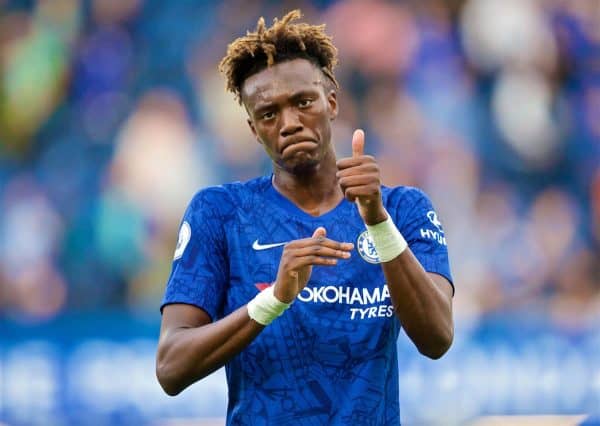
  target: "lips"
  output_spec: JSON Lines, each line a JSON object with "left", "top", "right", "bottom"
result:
{"left": 281, "top": 140, "right": 318, "bottom": 157}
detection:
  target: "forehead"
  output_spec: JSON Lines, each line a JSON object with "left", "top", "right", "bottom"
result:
{"left": 242, "top": 59, "right": 324, "bottom": 106}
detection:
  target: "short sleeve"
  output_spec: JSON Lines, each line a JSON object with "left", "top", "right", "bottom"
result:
{"left": 387, "top": 187, "right": 454, "bottom": 294}
{"left": 160, "top": 187, "right": 230, "bottom": 320}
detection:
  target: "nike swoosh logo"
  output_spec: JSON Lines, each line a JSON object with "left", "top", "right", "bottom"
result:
{"left": 252, "top": 239, "right": 287, "bottom": 250}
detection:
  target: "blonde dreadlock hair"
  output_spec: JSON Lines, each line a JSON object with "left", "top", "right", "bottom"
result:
{"left": 219, "top": 10, "right": 339, "bottom": 104}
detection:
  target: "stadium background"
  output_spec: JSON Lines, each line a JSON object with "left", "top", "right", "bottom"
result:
{"left": 0, "top": 0, "right": 599, "bottom": 424}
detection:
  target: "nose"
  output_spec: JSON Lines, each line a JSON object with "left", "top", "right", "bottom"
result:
{"left": 279, "top": 108, "right": 303, "bottom": 137}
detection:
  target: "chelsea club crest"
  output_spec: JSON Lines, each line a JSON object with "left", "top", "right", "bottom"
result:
{"left": 357, "top": 230, "right": 381, "bottom": 264}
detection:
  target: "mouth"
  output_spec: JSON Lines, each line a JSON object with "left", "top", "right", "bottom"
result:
{"left": 281, "top": 140, "right": 318, "bottom": 158}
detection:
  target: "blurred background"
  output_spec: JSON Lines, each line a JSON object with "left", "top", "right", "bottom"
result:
{"left": 0, "top": 0, "right": 599, "bottom": 424}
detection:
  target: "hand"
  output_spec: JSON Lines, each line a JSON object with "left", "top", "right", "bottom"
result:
{"left": 273, "top": 227, "right": 354, "bottom": 303}
{"left": 336, "top": 129, "right": 388, "bottom": 225}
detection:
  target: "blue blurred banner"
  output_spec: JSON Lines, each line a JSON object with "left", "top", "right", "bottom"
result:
{"left": 1, "top": 314, "right": 598, "bottom": 425}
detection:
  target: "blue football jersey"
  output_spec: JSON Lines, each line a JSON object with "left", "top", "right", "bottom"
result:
{"left": 161, "top": 175, "right": 452, "bottom": 426}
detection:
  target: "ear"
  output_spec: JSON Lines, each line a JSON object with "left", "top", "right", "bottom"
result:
{"left": 327, "top": 90, "right": 338, "bottom": 121}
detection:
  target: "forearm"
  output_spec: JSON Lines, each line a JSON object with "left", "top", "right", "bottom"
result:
{"left": 157, "top": 306, "right": 264, "bottom": 395}
{"left": 382, "top": 249, "right": 453, "bottom": 358}
{"left": 157, "top": 230, "right": 352, "bottom": 396}
{"left": 337, "top": 135, "right": 453, "bottom": 358}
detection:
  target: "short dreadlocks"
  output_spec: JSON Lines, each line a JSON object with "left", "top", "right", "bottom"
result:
{"left": 219, "top": 10, "right": 339, "bottom": 104}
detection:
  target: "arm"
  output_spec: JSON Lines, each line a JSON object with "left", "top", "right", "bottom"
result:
{"left": 156, "top": 227, "right": 353, "bottom": 396}
{"left": 337, "top": 130, "right": 454, "bottom": 359}
{"left": 157, "top": 303, "right": 264, "bottom": 396}
{"left": 381, "top": 253, "right": 453, "bottom": 359}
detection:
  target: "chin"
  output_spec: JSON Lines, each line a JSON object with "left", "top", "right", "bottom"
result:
{"left": 287, "top": 158, "right": 320, "bottom": 176}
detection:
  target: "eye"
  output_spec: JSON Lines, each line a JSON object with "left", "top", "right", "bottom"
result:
{"left": 261, "top": 111, "right": 275, "bottom": 120}
{"left": 298, "top": 98, "right": 313, "bottom": 108}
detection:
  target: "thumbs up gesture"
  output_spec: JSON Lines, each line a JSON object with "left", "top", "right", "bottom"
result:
{"left": 336, "top": 129, "right": 388, "bottom": 226}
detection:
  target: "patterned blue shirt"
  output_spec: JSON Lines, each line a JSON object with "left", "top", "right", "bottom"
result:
{"left": 161, "top": 175, "right": 452, "bottom": 425}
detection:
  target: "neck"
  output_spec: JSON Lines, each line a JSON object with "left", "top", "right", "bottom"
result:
{"left": 272, "top": 148, "right": 343, "bottom": 216}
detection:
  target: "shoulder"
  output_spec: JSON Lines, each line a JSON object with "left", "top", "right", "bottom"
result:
{"left": 186, "top": 186, "right": 233, "bottom": 219}
{"left": 382, "top": 185, "right": 439, "bottom": 226}
{"left": 220, "top": 175, "right": 272, "bottom": 199}
{"left": 382, "top": 185, "right": 433, "bottom": 209}
{"left": 190, "top": 176, "right": 269, "bottom": 207}
{"left": 188, "top": 175, "right": 271, "bottom": 214}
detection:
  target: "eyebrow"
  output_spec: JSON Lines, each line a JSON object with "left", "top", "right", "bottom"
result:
{"left": 290, "top": 88, "right": 320, "bottom": 99}
{"left": 250, "top": 83, "right": 324, "bottom": 117}
{"left": 255, "top": 88, "right": 320, "bottom": 108}
{"left": 253, "top": 102, "right": 275, "bottom": 115}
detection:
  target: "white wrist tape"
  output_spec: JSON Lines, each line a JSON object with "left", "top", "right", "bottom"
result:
{"left": 365, "top": 212, "right": 408, "bottom": 262}
{"left": 247, "top": 286, "right": 292, "bottom": 326}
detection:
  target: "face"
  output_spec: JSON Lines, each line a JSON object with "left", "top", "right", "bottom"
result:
{"left": 241, "top": 58, "right": 338, "bottom": 175}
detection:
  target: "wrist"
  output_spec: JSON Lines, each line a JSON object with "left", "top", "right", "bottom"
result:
{"left": 365, "top": 210, "right": 408, "bottom": 262}
{"left": 273, "top": 284, "right": 295, "bottom": 304}
{"left": 247, "top": 286, "right": 293, "bottom": 326}
{"left": 364, "top": 208, "right": 388, "bottom": 226}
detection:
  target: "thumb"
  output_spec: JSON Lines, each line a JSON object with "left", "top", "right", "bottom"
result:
{"left": 352, "top": 129, "right": 365, "bottom": 158}
{"left": 312, "top": 226, "right": 326, "bottom": 239}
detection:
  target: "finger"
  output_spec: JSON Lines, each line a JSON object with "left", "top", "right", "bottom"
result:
{"left": 338, "top": 174, "right": 379, "bottom": 190}
{"left": 352, "top": 129, "right": 365, "bottom": 158}
{"left": 344, "top": 185, "right": 380, "bottom": 201}
{"left": 312, "top": 226, "right": 326, "bottom": 240}
{"left": 287, "top": 237, "right": 354, "bottom": 251}
{"left": 290, "top": 245, "right": 352, "bottom": 259}
{"left": 288, "top": 255, "right": 339, "bottom": 269}
{"left": 336, "top": 161, "right": 379, "bottom": 177}
{"left": 336, "top": 155, "right": 376, "bottom": 170}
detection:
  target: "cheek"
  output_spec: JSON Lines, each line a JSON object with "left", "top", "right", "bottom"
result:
{"left": 309, "top": 105, "right": 331, "bottom": 136}
{"left": 255, "top": 129, "right": 278, "bottom": 155}
{"left": 317, "top": 111, "right": 332, "bottom": 138}
{"left": 255, "top": 125, "right": 274, "bottom": 142}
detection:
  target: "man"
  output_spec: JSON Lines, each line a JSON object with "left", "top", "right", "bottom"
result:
{"left": 156, "top": 10, "right": 453, "bottom": 425}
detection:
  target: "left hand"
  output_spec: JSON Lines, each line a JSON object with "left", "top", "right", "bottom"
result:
{"left": 336, "top": 129, "right": 388, "bottom": 226}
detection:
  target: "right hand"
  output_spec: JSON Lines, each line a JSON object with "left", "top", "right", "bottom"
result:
{"left": 273, "top": 227, "right": 354, "bottom": 303}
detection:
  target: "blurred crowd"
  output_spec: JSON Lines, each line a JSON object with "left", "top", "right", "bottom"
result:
{"left": 0, "top": 0, "right": 599, "bottom": 331}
